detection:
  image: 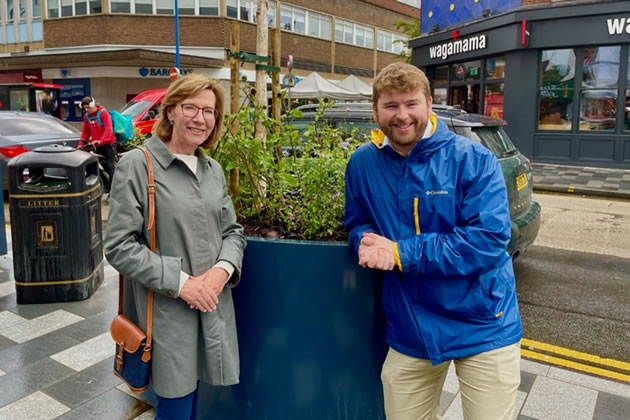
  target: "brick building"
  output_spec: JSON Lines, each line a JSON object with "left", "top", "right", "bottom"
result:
{"left": 0, "top": 0, "right": 418, "bottom": 122}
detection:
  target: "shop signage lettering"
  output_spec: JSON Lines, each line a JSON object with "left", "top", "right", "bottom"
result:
{"left": 428, "top": 35, "right": 487, "bottom": 60}
{"left": 138, "top": 67, "right": 193, "bottom": 77}
{"left": 607, "top": 18, "right": 630, "bottom": 35}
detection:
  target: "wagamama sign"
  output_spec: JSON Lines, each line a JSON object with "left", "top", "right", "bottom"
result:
{"left": 429, "top": 35, "right": 487, "bottom": 60}
{"left": 607, "top": 18, "right": 630, "bottom": 35}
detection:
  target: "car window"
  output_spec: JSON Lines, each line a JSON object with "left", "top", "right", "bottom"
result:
{"left": 455, "top": 126, "right": 517, "bottom": 157}
{"left": 335, "top": 120, "right": 378, "bottom": 140}
{"left": 289, "top": 120, "right": 312, "bottom": 135}
{"left": 0, "top": 116, "right": 79, "bottom": 136}
{"left": 121, "top": 100, "right": 153, "bottom": 118}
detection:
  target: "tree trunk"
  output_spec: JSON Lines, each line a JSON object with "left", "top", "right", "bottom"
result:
{"left": 229, "top": 21, "right": 240, "bottom": 197}
{"left": 255, "top": 0, "right": 269, "bottom": 145}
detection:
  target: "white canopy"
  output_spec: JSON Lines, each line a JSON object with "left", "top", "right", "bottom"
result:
{"left": 336, "top": 74, "right": 373, "bottom": 99}
{"left": 287, "top": 72, "right": 363, "bottom": 100}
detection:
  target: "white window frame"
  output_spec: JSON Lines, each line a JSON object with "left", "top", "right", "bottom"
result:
{"left": 198, "top": 0, "right": 219, "bottom": 16}
{"left": 396, "top": 0, "right": 420, "bottom": 8}
{"left": 280, "top": 4, "right": 303, "bottom": 34}
{"left": 377, "top": 29, "right": 408, "bottom": 54}
{"left": 335, "top": 18, "right": 374, "bottom": 49}
{"left": 226, "top": 0, "right": 275, "bottom": 26}
{"left": 280, "top": 4, "right": 330, "bottom": 39}
{"left": 307, "top": 11, "right": 330, "bottom": 40}
{"left": 48, "top": 0, "right": 103, "bottom": 17}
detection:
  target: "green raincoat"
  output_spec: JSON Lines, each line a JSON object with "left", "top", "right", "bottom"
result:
{"left": 104, "top": 137, "right": 246, "bottom": 398}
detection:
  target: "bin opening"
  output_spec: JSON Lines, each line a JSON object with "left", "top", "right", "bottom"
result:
{"left": 19, "top": 167, "right": 70, "bottom": 191}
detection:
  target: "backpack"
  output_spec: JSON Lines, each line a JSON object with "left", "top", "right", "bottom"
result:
{"left": 87, "top": 109, "right": 134, "bottom": 143}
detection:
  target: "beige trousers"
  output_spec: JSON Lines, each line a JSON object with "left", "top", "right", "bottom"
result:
{"left": 381, "top": 342, "right": 521, "bottom": 420}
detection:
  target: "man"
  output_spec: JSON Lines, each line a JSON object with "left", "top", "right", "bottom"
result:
{"left": 344, "top": 62, "right": 522, "bottom": 420}
{"left": 79, "top": 96, "right": 117, "bottom": 195}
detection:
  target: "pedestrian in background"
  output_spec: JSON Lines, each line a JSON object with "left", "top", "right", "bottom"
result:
{"left": 104, "top": 74, "right": 246, "bottom": 420}
{"left": 78, "top": 96, "right": 117, "bottom": 195}
{"left": 344, "top": 62, "right": 522, "bottom": 420}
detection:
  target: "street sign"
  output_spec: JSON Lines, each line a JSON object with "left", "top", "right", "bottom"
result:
{"left": 287, "top": 55, "right": 294, "bottom": 72}
{"left": 282, "top": 73, "right": 296, "bottom": 87}
{"left": 169, "top": 67, "right": 180, "bottom": 81}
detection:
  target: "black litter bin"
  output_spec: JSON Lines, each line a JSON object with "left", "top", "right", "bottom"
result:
{"left": 8, "top": 144, "right": 104, "bottom": 304}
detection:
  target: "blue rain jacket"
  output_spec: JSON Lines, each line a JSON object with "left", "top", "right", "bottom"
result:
{"left": 344, "top": 116, "right": 522, "bottom": 364}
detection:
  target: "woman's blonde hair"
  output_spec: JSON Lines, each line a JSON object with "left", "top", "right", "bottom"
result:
{"left": 372, "top": 62, "right": 431, "bottom": 106}
{"left": 153, "top": 74, "right": 225, "bottom": 150}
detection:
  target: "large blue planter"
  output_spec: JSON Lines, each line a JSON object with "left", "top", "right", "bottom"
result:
{"left": 196, "top": 237, "right": 388, "bottom": 419}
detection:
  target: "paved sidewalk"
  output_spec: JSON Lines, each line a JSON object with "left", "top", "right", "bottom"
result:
{"left": 1, "top": 224, "right": 630, "bottom": 419}
{"left": 532, "top": 162, "right": 630, "bottom": 199}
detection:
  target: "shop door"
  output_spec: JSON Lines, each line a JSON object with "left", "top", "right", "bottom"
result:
{"left": 450, "top": 85, "right": 480, "bottom": 114}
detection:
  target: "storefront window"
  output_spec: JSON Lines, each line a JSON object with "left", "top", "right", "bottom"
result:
{"left": 0, "top": 88, "right": 9, "bottom": 110}
{"left": 582, "top": 46, "right": 620, "bottom": 88}
{"left": 625, "top": 89, "right": 630, "bottom": 131}
{"left": 484, "top": 83, "right": 504, "bottom": 119}
{"left": 450, "top": 84, "right": 480, "bottom": 113}
{"left": 432, "top": 88, "right": 447, "bottom": 105}
{"left": 434, "top": 65, "right": 448, "bottom": 85}
{"left": 538, "top": 49, "right": 575, "bottom": 130}
{"left": 577, "top": 90, "right": 616, "bottom": 131}
{"left": 626, "top": 54, "right": 630, "bottom": 130}
{"left": 451, "top": 60, "right": 481, "bottom": 82}
{"left": 10, "top": 89, "right": 29, "bottom": 111}
{"left": 485, "top": 56, "right": 505, "bottom": 80}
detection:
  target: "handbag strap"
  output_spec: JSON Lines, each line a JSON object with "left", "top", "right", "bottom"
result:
{"left": 117, "top": 148, "right": 155, "bottom": 353}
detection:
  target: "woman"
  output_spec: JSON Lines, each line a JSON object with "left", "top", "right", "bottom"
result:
{"left": 104, "top": 74, "right": 246, "bottom": 419}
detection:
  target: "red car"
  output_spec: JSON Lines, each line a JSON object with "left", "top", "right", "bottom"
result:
{"left": 120, "top": 89, "right": 166, "bottom": 136}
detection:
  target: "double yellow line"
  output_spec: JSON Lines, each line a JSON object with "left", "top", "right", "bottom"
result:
{"left": 522, "top": 338, "right": 630, "bottom": 383}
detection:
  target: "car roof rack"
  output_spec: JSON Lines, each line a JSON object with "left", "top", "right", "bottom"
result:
{"left": 432, "top": 104, "right": 467, "bottom": 113}
{"left": 296, "top": 102, "right": 372, "bottom": 112}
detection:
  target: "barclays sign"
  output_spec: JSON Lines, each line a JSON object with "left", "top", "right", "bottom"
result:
{"left": 139, "top": 67, "right": 193, "bottom": 77}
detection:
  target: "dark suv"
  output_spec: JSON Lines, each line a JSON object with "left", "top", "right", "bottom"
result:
{"left": 291, "top": 103, "right": 540, "bottom": 258}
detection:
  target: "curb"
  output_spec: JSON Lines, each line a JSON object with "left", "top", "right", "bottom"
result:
{"left": 533, "top": 185, "right": 630, "bottom": 200}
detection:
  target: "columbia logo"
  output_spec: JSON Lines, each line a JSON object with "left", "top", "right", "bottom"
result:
{"left": 426, "top": 190, "right": 448, "bottom": 196}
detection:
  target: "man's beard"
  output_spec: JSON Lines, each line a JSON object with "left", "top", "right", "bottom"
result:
{"left": 381, "top": 119, "right": 427, "bottom": 151}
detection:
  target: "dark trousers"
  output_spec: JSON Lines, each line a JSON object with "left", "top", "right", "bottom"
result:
{"left": 95, "top": 143, "right": 116, "bottom": 193}
{"left": 155, "top": 385, "right": 199, "bottom": 420}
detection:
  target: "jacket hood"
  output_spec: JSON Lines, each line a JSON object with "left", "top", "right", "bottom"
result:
{"left": 370, "top": 115, "right": 455, "bottom": 161}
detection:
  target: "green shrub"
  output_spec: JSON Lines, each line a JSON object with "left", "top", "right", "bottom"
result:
{"left": 212, "top": 95, "right": 361, "bottom": 241}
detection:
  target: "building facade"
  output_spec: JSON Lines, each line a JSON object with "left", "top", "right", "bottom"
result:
{"left": 0, "top": 0, "right": 417, "bottom": 121}
{"left": 411, "top": 0, "right": 630, "bottom": 169}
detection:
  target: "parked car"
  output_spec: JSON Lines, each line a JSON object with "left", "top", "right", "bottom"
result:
{"left": 291, "top": 103, "right": 541, "bottom": 258}
{"left": 120, "top": 89, "right": 166, "bottom": 136}
{"left": 0, "top": 111, "right": 81, "bottom": 191}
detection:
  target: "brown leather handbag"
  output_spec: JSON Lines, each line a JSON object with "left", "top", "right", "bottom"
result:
{"left": 110, "top": 148, "right": 155, "bottom": 393}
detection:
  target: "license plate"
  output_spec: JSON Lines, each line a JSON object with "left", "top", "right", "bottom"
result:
{"left": 516, "top": 173, "right": 528, "bottom": 191}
